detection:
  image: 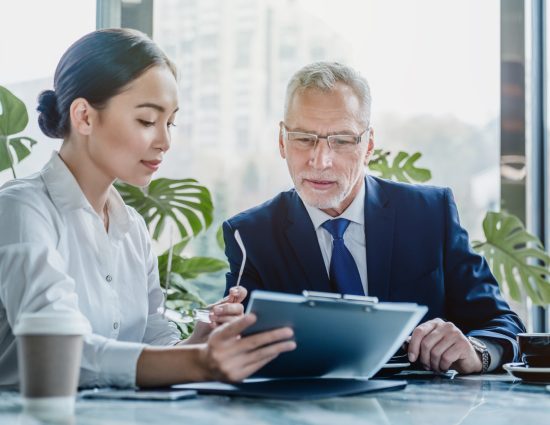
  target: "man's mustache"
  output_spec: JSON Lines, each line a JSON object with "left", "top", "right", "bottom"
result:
{"left": 298, "top": 173, "right": 340, "bottom": 182}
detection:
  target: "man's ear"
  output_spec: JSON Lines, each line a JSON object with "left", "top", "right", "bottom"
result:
{"left": 364, "top": 127, "right": 375, "bottom": 165}
{"left": 279, "top": 122, "right": 286, "bottom": 159}
{"left": 69, "top": 98, "right": 95, "bottom": 136}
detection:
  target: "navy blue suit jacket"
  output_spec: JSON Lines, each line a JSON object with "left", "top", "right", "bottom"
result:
{"left": 223, "top": 176, "right": 525, "bottom": 364}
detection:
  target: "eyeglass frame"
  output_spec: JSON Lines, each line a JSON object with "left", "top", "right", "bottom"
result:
{"left": 280, "top": 122, "right": 371, "bottom": 152}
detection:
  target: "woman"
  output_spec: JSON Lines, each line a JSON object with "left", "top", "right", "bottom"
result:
{"left": 0, "top": 29, "right": 295, "bottom": 388}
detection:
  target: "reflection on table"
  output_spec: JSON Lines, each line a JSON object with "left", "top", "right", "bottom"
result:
{"left": 1, "top": 373, "right": 549, "bottom": 425}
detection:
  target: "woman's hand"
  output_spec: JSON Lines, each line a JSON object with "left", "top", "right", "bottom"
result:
{"left": 210, "top": 286, "right": 248, "bottom": 325}
{"left": 184, "top": 286, "right": 248, "bottom": 344}
{"left": 136, "top": 313, "right": 296, "bottom": 387}
{"left": 199, "top": 314, "right": 296, "bottom": 382}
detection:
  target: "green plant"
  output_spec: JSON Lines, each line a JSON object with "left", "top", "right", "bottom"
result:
{"left": 369, "top": 149, "right": 432, "bottom": 183}
{"left": 150, "top": 235, "right": 225, "bottom": 338}
{"left": 3, "top": 83, "right": 548, "bottom": 317}
{"left": 370, "top": 150, "right": 550, "bottom": 306}
{"left": 116, "top": 180, "right": 228, "bottom": 338}
{"left": 0, "top": 86, "right": 37, "bottom": 178}
{"left": 115, "top": 179, "right": 214, "bottom": 240}
{"left": 473, "top": 212, "right": 550, "bottom": 305}
{"left": 0, "top": 85, "right": 227, "bottom": 338}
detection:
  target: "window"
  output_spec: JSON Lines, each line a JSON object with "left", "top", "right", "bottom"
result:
{"left": 0, "top": 0, "right": 96, "bottom": 185}
{"left": 153, "top": 0, "right": 499, "bottom": 242}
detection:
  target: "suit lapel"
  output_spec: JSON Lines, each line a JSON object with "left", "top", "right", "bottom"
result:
{"left": 284, "top": 191, "right": 333, "bottom": 292}
{"left": 365, "top": 176, "right": 395, "bottom": 300}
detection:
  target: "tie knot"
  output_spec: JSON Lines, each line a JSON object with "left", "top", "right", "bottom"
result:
{"left": 321, "top": 218, "right": 351, "bottom": 240}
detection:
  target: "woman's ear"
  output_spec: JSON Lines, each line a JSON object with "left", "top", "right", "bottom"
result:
{"left": 69, "top": 98, "right": 95, "bottom": 136}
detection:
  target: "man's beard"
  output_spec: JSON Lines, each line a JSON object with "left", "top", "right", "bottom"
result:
{"left": 294, "top": 172, "right": 349, "bottom": 210}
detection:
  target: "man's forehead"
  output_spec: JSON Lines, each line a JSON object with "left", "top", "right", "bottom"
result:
{"left": 286, "top": 85, "right": 367, "bottom": 127}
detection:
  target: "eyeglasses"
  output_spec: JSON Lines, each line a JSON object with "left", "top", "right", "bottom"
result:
{"left": 281, "top": 122, "right": 370, "bottom": 154}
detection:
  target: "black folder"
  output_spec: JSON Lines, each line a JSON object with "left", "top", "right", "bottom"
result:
{"left": 175, "top": 378, "right": 406, "bottom": 400}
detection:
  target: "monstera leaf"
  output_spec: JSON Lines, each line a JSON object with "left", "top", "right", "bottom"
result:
{"left": 216, "top": 225, "right": 225, "bottom": 251}
{"left": 165, "top": 273, "right": 207, "bottom": 307}
{"left": 116, "top": 178, "right": 213, "bottom": 240}
{"left": 158, "top": 252, "right": 228, "bottom": 282}
{"left": 0, "top": 86, "right": 37, "bottom": 177}
{"left": 473, "top": 211, "right": 550, "bottom": 305}
{"left": 369, "top": 149, "right": 431, "bottom": 183}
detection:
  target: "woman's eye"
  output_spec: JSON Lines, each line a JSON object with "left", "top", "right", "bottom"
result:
{"left": 138, "top": 119, "right": 155, "bottom": 127}
{"left": 167, "top": 122, "right": 176, "bottom": 128}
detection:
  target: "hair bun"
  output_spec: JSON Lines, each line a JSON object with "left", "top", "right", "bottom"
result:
{"left": 37, "top": 90, "right": 63, "bottom": 139}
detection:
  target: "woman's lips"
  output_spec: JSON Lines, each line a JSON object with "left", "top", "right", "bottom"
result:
{"left": 304, "top": 179, "right": 336, "bottom": 190}
{"left": 141, "top": 160, "right": 162, "bottom": 171}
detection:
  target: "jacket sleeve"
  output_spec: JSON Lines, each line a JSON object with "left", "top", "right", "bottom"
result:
{"left": 442, "top": 188, "right": 525, "bottom": 365}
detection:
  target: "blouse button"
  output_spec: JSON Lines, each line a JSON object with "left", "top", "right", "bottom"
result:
{"left": 113, "top": 322, "right": 119, "bottom": 330}
{"left": 106, "top": 275, "right": 113, "bottom": 283}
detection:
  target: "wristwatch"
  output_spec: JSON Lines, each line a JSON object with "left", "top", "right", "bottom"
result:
{"left": 468, "top": 336, "right": 490, "bottom": 374}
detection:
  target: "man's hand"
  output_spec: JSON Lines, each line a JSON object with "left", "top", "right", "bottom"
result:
{"left": 199, "top": 314, "right": 296, "bottom": 382}
{"left": 407, "top": 318, "right": 482, "bottom": 374}
{"left": 185, "top": 286, "right": 248, "bottom": 344}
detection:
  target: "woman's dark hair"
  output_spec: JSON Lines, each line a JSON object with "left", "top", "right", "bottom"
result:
{"left": 37, "top": 28, "right": 177, "bottom": 139}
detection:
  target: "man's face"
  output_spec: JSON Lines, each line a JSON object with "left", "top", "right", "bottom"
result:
{"left": 280, "top": 83, "right": 374, "bottom": 216}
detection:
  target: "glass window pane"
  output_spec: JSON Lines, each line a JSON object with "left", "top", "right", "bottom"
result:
{"left": 153, "top": 0, "right": 499, "bottom": 245}
{"left": 0, "top": 0, "right": 96, "bottom": 185}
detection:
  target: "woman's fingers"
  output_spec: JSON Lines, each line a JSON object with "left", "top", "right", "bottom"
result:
{"left": 228, "top": 286, "right": 247, "bottom": 303}
{"left": 205, "top": 315, "right": 296, "bottom": 382}
{"left": 212, "top": 338, "right": 296, "bottom": 382}
{"left": 210, "top": 302, "right": 244, "bottom": 324}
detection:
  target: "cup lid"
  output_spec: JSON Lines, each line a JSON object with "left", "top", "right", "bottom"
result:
{"left": 13, "top": 312, "right": 92, "bottom": 336}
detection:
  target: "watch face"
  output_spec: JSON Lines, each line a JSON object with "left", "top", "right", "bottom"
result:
{"left": 468, "top": 337, "right": 490, "bottom": 373}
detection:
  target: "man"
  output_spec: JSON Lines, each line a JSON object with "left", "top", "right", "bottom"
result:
{"left": 223, "top": 62, "right": 525, "bottom": 374}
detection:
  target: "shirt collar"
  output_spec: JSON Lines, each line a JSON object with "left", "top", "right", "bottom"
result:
{"left": 41, "top": 152, "right": 132, "bottom": 236}
{"left": 302, "top": 179, "right": 365, "bottom": 230}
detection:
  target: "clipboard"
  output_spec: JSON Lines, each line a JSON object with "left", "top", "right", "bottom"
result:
{"left": 242, "top": 290, "right": 428, "bottom": 379}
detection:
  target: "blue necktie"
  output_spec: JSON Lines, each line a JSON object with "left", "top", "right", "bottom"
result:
{"left": 321, "top": 218, "right": 364, "bottom": 295}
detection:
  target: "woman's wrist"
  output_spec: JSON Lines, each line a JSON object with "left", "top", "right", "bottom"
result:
{"left": 136, "top": 344, "right": 210, "bottom": 387}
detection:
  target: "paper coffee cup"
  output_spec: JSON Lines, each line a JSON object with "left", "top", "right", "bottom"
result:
{"left": 21, "top": 396, "right": 76, "bottom": 422}
{"left": 14, "top": 312, "right": 91, "bottom": 419}
{"left": 13, "top": 312, "right": 91, "bottom": 336}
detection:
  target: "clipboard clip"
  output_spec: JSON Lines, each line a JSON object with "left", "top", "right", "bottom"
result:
{"left": 302, "top": 290, "right": 379, "bottom": 304}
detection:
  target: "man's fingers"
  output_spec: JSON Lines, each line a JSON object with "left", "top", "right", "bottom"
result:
{"left": 417, "top": 325, "right": 448, "bottom": 368}
{"left": 438, "top": 343, "right": 463, "bottom": 372}
{"left": 408, "top": 319, "right": 440, "bottom": 362}
{"left": 429, "top": 336, "right": 457, "bottom": 372}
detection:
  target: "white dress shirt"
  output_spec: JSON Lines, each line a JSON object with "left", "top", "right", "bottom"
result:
{"left": 0, "top": 153, "right": 180, "bottom": 389}
{"left": 302, "top": 181, "right": 368, "bottom": 294}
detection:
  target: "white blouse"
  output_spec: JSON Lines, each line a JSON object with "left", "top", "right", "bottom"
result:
{"left": 0, "top": 153, "right": 180, "bottom": 389}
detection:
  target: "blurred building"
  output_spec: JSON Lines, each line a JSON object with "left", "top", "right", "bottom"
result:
{"left": 154, "top": 0, "right": 351, "bottom": 215}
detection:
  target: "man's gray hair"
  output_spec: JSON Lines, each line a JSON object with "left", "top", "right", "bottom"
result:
{"left": 284, "top": 61, "right": 372, "bottom": 124}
